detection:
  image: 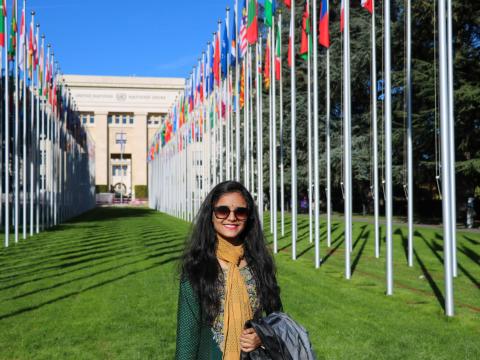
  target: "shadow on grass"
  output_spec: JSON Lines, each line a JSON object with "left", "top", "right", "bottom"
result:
{"left": 0, "top": 255, "right": 181, "bottom": 321}
{"left": 351, "top": 230, "right": 370, "bottom": 276}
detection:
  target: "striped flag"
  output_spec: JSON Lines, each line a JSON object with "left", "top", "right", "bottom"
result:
{"left": 246, "top": 0, "right": 258, "bottom": 45}
{"left": 239, "top": 9, "right": 248, "bottom": 58}
{"left": 319, "top": 0, "right": 330, "bottom": 48}
{"left": 264, "top": 32, "right": 270, "bottom": 90}
{"left": 275, "top": 22, "right": 281, "bottom": 79}
{"left": 361, "top": 0, "right": 373, "bottom": 14}
{"left": 28, "top": 14, "right": 34, "bottom": 77}
{"left": 0, "top": 0, "right": 6, "bottom": 48}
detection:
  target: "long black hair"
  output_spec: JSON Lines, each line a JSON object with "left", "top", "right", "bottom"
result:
{"left": 180, "top": 180, "right": 282, "bottom": 325}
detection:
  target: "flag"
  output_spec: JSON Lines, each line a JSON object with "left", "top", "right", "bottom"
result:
{"left": 340, "top": 0, "right": 345, "bottom": 32}
{"left": 214, "top": 32, "right": 220, "bottom": 86}
{"left": 284, "top": 0, "right": 291, "bottom": 8}
{"left": 288, "top": 15, "right": 293, "bottom": 67}
{"left": 361, "top": 0, "right": 373, "bottom": 14}
{"left": 299, "top": 1, "right": 310, "bottom": 60}
{"left": 319, "top": 0, "right": 330, "bottom": 48}
{"left": 18, "top": 3, "right": 24, "bottom": 68}
{"left": 230, "top": 2, "right": 237, "bottom": 65}
{"left": 0, "top": 0, "right": 6, "bottom": 48}
{"left": 264, "top": 33, "right": 271, "bottom": 90}
{"left": 28, "top": 14, "right": 34, "bottom": 77}
{"left": 275, "top": 22, "right": 281, "bottom": 80}
{"left": 246, "top": 0, "right": 258, "bottom": 45}
{"left": 240, "top": 62, "right": 245, "bottom": 109}
{"left": 221, "top": 20, "right": 229, "bottom": 77}
{"left": 239, "top": 4, "right": 248, "bottom": 58}
{"left": 38, "top": 37, "right": 44, "bottom": 95}
{"left": 8, "top": 0, "right": 17, "bottom": 61}
{"left": 34, "top": 23, "right": 38, "bottom": 69}
{"left": 265, "top": 0, "right": 275, "bottom": 27}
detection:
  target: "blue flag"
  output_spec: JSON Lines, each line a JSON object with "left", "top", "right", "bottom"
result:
{"left": 221, "top": 21, "right": 229, "bottom": 78}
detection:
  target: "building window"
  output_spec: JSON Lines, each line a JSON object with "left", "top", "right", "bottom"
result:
{"left": 115, "top": 115, "right": 120, "bottom": 124}
{"left": 116, "top": 132, "right": 127, "bottom": 145}
{"left": 108, "top": 115, "right": 113, "bottom": 124}
{"left": 90, "top": 115, "right": 95, "bottom": 124}
{"left": 129, "top": 115, "right": 134, "bottom": 124}
{"left": 82, "top": 115, "right": 87, "bottom": 125}
{"left": 122, "top": 115, "right": 127, "bottom": 124}
{"left": 112, "top": 165, "right": 128, "bottom": 176}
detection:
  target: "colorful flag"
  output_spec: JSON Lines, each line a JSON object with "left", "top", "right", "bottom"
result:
{"left": 18, "top": 3, "right": 24, "bottom": 68}
{"left": 38, "top": 36, "right": 44, "bottom": 95}
{"left": 0, "top": 0, "right": 6, "bottom": 48}
{"left": 361, "top": 0, "right": 373, "bottom": 14}
{"left": 239, "top": 4, "right": 248, "bottom": 58}
{"left": 299, "top": 1, "right": 310, "bottom": 60}
{"left": 34, "top": 23, "right": 38, "bottom": 69}
{"left": 214, "top": 32, "right": 220, "bottom": 86}
{"left": 221, "top": 20, "right": 229, "bottom": 77}
{"left": 240, "top": 62, "right": 245, "bottom": 109}
{"left": 264, "top": 33, "right": 271, "bottom": 90}
{"left": 28, "top": 14, "right": 34, "bottom": 77}
{"left": 231, "top": 2, "right": 237, "bottom": 66}
{"left": 319, "top": 0, "right": 330, "bottom": 48}
{"left": 8, "top": 0, "right": 17, "bottom": 61}
{"left": 284, "top": 0, "right": 291, "bottom": 8}
{"left": 246, "top": 0, "right": 258, "bottom": 45}
{"left": 340, "top": 0, "right": 345, "bottom": 32}
{"left": 265, "top": 0, "right": 275, "bottom": 27}
{"left": 275, "top": 22, "right": 281, "bottom": 80}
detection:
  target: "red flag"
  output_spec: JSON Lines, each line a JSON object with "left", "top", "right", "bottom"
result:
{"left": 284, "top": 0, "right": 291, "bottom": 8}
{"left": 361, "top": 0, "right": 373, "bottom": 14}
{"left": 213, "top": 32, "right": 220, "bottom": 86}
{"left": 340, "top": 0, "right": 345, "bottom": 32}
{"left": 264, "top": 35, "right": 271, "bottom": 90}
{"left": 246, "top": 0, "right": 258, "bottom": 45}
{"left": 319, "top": 0, "right": 330, "bottom": 48}
{"left": 287, "top": 19, "right": 293, "bottom": 67}
{"left": 299, "top": 2, "right": 310, "bottom": 60}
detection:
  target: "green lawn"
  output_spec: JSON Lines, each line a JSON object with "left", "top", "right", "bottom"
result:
{"left": 0, "top": 207, "right": 478, "bottom": 359}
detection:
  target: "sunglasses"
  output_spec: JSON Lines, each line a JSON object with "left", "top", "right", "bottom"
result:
{"left": 213, "top": 206, "right": 250, "bottom": 221}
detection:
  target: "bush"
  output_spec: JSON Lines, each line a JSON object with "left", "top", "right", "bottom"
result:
{"left": 96, "top": 185, "right": 109, "bottom": 193}
{"left": 135, "top": 185, "right": 148, "bottom": 199}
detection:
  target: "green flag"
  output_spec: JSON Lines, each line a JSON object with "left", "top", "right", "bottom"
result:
{"left": 265, "top": 0, "right": 274, "bottom": 27}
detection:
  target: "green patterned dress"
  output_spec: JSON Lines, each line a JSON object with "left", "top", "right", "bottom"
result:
{"left": 175, "top": 266, "right": 260, "bottom": 360}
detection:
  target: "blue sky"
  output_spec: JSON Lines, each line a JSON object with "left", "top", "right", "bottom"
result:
{"left": 26, "top": 0, "right": 246, "bottom": 79}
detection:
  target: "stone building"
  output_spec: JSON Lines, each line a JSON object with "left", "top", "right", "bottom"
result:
{"left": 63, "top": 75, "right": 184, "bottom": 199}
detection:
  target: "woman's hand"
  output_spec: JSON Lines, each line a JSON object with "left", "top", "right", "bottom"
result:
{"left": 239, "top": 328, "right": 262, "bottom": 353}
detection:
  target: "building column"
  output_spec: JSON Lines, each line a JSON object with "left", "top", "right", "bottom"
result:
{"left": 132, "top": 112, "right": 148, "bottom": 199}
{"left": 93, "top": 111, "right": 109, "bottom": 190}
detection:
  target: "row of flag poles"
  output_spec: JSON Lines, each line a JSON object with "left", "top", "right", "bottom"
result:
{"left": 148, "top": 0, "right": 457, "bottom": 316}
{"left": 0, "top": 0, "right": 96, "bottom": 247}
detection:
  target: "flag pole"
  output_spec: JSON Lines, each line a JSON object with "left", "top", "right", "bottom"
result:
{"left": 225, "top": 8, "right": 231, "bottom": 181}
{"left": 385, "top": 0, "right": 393, "bottom": 294}
{"left": 14, "top": 0, "right": 19, "bottom": 242}
{"left": 29, "top": 11, "right": 35, "bottom": 236}
{"left": 307, "top": 0, "right": 313, "bottom": 245}
{"left": 438, "top": 0, "right": 454, "bottom": 316}
{"left": 372, "top": 0, "right": 379, "bottom": 258}
{"left": 35, "top": 29, "right": 39, "bottom": 233}
{"left": 235, "top": 0, "right": 241, "bottom": 181}
{"left": 272, "top": 18, "right": 278, "bottom": 253}
{"left": 278, "top": 11, "right": 284, "bottom": 237}
{"left": 406, "top": 0, "right": 413, "bottom": 266}
{"left": 313, "top": 0, "right": 320, "bottom": 267}
{"left": 4, "top": 5, "right": 9, "bottom": 246}
{"left": 22, "top": 2, "right": 27, "bottom": 239}
{"left": 344, "top": 0, "right": 352, "bottom": 278}
{"left": 325, "top": 0, "right": 332, "bottom": 248}
{"left": 291, "top": 0, "right": 297, "bottom": 260}
{"left": 269, "top": 27, "right": 273, "bottom": 233}
{"left": 256, "top": 39, "right": 263, "bottom": 226}
{"left": 446, "top": 0, "right": 457, "bottom": 278}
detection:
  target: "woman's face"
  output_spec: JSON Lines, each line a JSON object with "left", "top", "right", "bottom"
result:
{"left": 212, "top": 191, "right": 248, "bottom": 242}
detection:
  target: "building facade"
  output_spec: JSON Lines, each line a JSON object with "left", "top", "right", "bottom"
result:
{"left": 63, "top": 75, "right": 184, "bottom": 198}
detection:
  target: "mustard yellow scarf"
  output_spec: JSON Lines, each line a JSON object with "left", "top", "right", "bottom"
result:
{"left": 216, "top": 237, "right": 253, "bottom": 360}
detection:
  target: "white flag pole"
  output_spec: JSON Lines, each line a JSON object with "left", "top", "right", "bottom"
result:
{"left": 22, "top": 3, "right": 27, "bottom": 239}
{"left": 291, "top": 0, "right": 297, "bottom": 260}
{"left": 278, "top": 11, "right": 285, "bottom": 237}
{"left": 385, "top": 0, "right": 393, "bottom": 294}
{"left": 344, "top": 0, "right": 352, "bottom": 278}
{"left": 372, "top": 0, "right": 379, "bottom": 258}
{"left": 313, "top": 0, "right": 321, "bottom": 267}
{"left": 307, "top": 0, "right": 313, "bottom": 245}
{"left": 4, "top": 7, "right": 10, "bottom": 246}
{"left": 272, "top": 18, "right": 278, "bottom": 253}
{"left": 406, "top": 0, "right": 413, "bottom": 266}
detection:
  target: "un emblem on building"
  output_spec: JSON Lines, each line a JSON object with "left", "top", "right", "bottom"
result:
{"left": 116, "top": 93, "right": 127, "bottom": 102}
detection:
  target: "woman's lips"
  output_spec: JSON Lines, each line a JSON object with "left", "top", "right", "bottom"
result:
{"left": 224, "top": 224, "right": 239, "bottom": 230}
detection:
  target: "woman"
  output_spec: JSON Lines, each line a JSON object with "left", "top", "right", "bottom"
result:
{"left": 175, "top": 181, "right": 283, "bottom": 359}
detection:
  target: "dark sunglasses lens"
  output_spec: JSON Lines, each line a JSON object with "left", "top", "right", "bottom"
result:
{"left": 214, "top": 206, "right": 230, "bottom": 219}
{"left": 235, "top": 207, "right": 249, "bottom": 220}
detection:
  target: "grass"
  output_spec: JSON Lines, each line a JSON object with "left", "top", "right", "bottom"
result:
{"left": 0, "top": 207, "right": 478, "bottom": 359}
